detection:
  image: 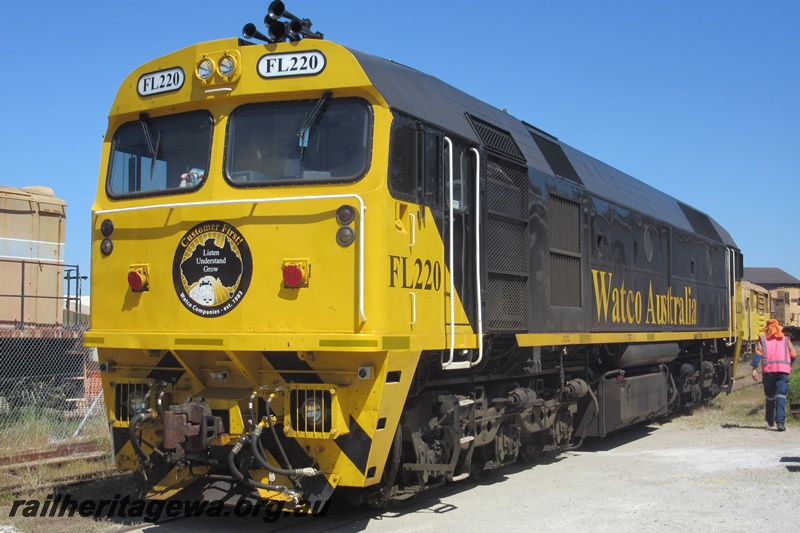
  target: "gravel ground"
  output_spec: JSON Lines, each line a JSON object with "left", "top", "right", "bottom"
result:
{"left": 326, "top": 418, "right": 799, "bottom": 533}
{"left": 79, "top": 410, "right": 799, "bottom": 533}
{"left": 4, "top": 370, "right": 799, "bottom": 533}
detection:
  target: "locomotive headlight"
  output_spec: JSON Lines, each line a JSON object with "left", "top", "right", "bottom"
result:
{"left": 128, "top": 390, "right": 147, "bottom": 415}
{"left": 304, "top": 397, "right": 322, "bottom": 426}
{"left": 197, "top": 58, "right": 215, "bottom": 80}
{"left": 218, "top": 55, "right": 236, "bottom": 77}
{"left": 301, "top": 395, "right": 329, "bottom": 431}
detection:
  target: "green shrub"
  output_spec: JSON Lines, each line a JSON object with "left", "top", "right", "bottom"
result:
{"left": 789, "top": 366, "right": 800, "bottom": 404}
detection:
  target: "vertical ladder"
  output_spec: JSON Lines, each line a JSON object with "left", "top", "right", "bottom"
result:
{"left": 449, "top": 395, "right": 476, "bottom": 481}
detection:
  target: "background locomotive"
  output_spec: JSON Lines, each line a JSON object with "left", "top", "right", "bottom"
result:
{"left": 88, "top": 2, "right": 742, "bottom": 507}
{"left": 739, "top": 280, "right": 770, "bottom": 361}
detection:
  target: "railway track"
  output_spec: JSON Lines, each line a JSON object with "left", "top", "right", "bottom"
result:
{"left": 0, "top": 441, "right": 113, "bottom": 496}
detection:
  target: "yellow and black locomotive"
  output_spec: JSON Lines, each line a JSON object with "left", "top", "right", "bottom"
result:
{"left": 87, "top": 2, "right": 743, "bottom": 507}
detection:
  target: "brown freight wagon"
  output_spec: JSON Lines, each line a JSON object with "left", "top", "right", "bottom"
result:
{"left": 0, "top": 185, "right": 88, "bottom": 411}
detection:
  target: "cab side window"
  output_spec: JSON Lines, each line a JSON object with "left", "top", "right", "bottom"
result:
{"left": 423, "top": 130, "right": 442, "bottom": 207}
{"left": 388, "top": 118, "right": 419, "bottom": 203}
{"left": 444, "top": 140, "right": 471, "bottom": 213}
{"left": 388, "top": 115, "right": 442, "bottom": 207}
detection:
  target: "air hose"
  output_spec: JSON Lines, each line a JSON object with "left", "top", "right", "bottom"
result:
{"left": 248, "top": 391, "right": 295, "bottom": 470}
{"left": 227, "top": 434, "right": 300, "bottom": 503}
{"left": 128, "top": 411, "right": 155, "bottom": 465}
{"left": 249, "top": 423, "right": 318, "bottom": 477}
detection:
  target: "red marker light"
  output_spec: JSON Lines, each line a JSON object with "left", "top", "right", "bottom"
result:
{"left": 128, "top": 271, "right": 146, "bottom": 291}
{"left": 283, "top": 264, "right": 304, "bottom": 288}
{"left": 336, "top": 205, "right": 356, "bottom": 225}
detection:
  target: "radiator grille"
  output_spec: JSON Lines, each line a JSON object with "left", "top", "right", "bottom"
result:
{"left": 486, "top": 218, "right": 528, "bottom": 275}
{"left": 484, "top": 155, "right": 529, "bottom": 331}
{"left": 549, "top": 195, "right": 582, "bottom": 307}
{"left": 486, "top": 160, "right": 528, "bottom": 219}
{"left": 486, "top": 274, "right": 528, "bottom": 331}
{"left": 465, "top": 115, "right": 529, "bottom": 332}
{"left": 550, "top": 253, "right": 581, "bottom": 307}
{"left": 550, "top": 196, "right": 581, "bottom": 253}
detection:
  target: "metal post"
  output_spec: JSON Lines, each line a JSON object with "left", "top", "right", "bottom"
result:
{"left": 20, "top": 260, "right": 25, "bottom": 329}
{"left": 72, "top": 389, "right": 104, "bottom": 439}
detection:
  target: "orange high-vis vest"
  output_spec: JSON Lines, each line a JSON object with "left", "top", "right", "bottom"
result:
{"left": 759, "top": 336, "right": 793, "bottom": 374}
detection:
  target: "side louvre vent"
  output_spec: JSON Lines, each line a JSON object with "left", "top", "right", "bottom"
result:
{"left": 467, "top": 115, "right": 524, "bottom": 160}
{"left": 549, "top": 195, "right": 582, "bottom": 307}
{"left": 678, "top": 202, "right": 722, "bottom": 242}
{"left": 529, "top": 129, "right": 583, "bottom": 184}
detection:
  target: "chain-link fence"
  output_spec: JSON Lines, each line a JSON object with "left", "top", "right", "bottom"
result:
{"left": 0, "top": 321, "right": 112, "bottom": 491}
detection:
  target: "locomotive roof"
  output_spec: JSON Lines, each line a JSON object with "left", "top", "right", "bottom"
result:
{"left": 348, "top": 48, "right": 736, "bottom": 248}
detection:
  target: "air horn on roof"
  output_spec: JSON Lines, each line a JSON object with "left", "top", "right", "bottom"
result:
{"left": 242, "top": 1, "right": 323, "bottom": 44}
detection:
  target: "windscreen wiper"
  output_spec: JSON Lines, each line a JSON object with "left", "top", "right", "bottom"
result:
{"left": 140, "top": 113, "right": 162, "bottom": 180}
{"left": 297, "top": 91, "right": 332, "bottom": 163}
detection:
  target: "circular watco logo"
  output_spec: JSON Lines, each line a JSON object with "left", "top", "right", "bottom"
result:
{"left": 172, "top": 221, "right": 252, "bottom": 317}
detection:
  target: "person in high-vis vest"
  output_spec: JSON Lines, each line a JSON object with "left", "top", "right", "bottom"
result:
{"left": 751, "top": 319, "right": 796, "bottom": 431}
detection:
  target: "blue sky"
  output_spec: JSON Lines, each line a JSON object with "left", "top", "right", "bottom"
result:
{"left": 2, "top": 1, "right": 798, "bottom": 288}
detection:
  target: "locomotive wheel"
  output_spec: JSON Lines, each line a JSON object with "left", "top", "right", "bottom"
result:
{"left": 469, "top": 463, "right": 498, "bottom": 482}
{"left": 386, "top": 493, "right": 418, "bottom": 509}
{"left": 520, "top": 444, "right": 547, "bottom": 464}
{"left": 366, "top": 424, "right": 403, "bottom": 508}
{"left": 690, "top": 384, "right": 702, "bottom": 405}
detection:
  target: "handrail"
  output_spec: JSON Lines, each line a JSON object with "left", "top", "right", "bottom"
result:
{"left": 470, "top": 147, "right": 484, "bottom": 368}
{"left": 442, "top": 137, "right": 457, "bottom": 368}
{"left": 726, "top": 247, "right": 737, "bottom": 345}
{"left": 96, "top": 193, "right": 367, "bottom": 323}
{"left": 441, "top": 146, "right": 484, "bottom": 370}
